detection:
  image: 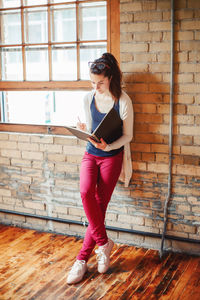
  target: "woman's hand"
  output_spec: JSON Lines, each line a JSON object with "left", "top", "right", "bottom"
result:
{"left": 77, "top": 122, "right": 87, "bottom": 131}
{"left": 88, "top": 137, "right": 107, "bottom": 150}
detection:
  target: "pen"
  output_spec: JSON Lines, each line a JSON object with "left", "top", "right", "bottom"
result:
{"left": 77, "top": 116, "right": 81, "bottom": 123}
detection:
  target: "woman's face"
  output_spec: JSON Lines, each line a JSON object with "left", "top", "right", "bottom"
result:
{"left": 90, "top": 72, "right": 111, "bottom": 94}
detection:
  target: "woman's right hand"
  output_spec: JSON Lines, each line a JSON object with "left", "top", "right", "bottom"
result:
{"left": 77, "top": 122, "right": 87, "bottom": 131}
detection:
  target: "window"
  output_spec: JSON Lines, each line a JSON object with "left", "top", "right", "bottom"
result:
{"left": 0, "top": 0, "right": 119, "bottom": 133}
{"left": 0, "top": 90, "right": 87, "bottom": 126}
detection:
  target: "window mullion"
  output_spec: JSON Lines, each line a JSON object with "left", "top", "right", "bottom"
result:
{"left": 21, "top": 0, "right": 26, "bottom": 81}
{"left": 76, "top": 2, "right": 80, "bottom": 81}
{"left": 48, "top": 0, "right": 52, "bottom": 81}
{"left": 0, "top": 2, "right": 3, "bottom": 81}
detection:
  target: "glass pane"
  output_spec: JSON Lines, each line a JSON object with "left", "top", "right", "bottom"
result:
{"left": 0, "top": 9, "right": 21, "bottom": 44}
{"left": 52, "top": 45, "right": 77, "bottom": 80}
{"left": 79, "top": 1, "right": 106, "bottom": 41}
{"left": 25, "top": 46, "right": 49, "bottom": 80}
{"left": 1, "top": 91, "right": 87, "bottom": 126}
{"left": 51, "top": 4, "right": 76, "bottom": 43}
{"left": 49, "top": 91, "right": 87, "bottom": 126}
{"left": 0, "top": 47, "right": 23, "bottom": 80}
{"left": 80, "top": 43, "right": 107, "bottom": 80}
{"left": 0, "top": 0, "right": 20, "bottom": 8}
{"left": 50, "top": 0, "right": 73, "bottom": 3}
{"left": 24, "top": 7, "right": 48, "bottom": 44}
{"left": 23, "top": 0, "right": 48, "bottom": 5}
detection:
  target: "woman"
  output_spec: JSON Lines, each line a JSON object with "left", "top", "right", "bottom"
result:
{"left": 67, "top": 53, "right": 133, "bottom": 284}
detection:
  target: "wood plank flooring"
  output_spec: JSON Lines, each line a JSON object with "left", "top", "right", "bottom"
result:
{"left": 0, "top": 224, "right": 199, "bottom": 300}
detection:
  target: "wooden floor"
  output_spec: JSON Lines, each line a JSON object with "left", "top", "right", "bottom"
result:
{"left": 0, "top": 225, "right": 200, "bottom": 300}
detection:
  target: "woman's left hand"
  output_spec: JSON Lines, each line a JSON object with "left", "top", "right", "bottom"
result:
{"left": 88, "top": 137, "right": 107, "bottom": 150}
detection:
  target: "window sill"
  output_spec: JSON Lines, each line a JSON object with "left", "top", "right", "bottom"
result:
{"left": 0, "top": 123, "right": 73, "bottom": 136}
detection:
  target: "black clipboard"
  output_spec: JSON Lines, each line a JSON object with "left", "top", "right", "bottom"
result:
{"left": 65, "top": 107, "right": 122, "bottom": 144}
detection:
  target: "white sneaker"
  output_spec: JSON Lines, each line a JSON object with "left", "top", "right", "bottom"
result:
{"left": 95, "top": 239, "right": 114, "bottom": 273}
{"left": 67, "top": 260, "right": 87, "bottom": 284}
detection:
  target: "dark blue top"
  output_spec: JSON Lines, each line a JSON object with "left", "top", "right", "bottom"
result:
{"left": 86, "top": 96, "right": 124, "bottom": 157}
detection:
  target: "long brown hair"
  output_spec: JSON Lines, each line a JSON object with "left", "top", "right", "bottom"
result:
{"left": 89, "top": 53, "right": 122, "bottom": 101}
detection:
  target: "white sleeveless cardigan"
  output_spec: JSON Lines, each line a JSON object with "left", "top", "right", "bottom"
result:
{"left": 83, "top": 90, "right": 134, "bottom": 187}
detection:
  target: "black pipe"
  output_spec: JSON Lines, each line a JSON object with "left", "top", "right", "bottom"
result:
{"left": 0, "top": 208, "right": 199, "bottom": 245}
{"left": 160, "top": 0, "right": 175, "bottom": 258}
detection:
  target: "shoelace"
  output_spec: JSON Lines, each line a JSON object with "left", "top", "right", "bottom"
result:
{"left": 95, "top": 248, "right": 107, "bottom": 264}
{"left": 70, "top": 260, "right": 85, "bottom": 274}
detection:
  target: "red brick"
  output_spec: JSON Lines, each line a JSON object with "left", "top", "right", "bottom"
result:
{"left": 181, "top": 146, "right": 200, "bottom": 156}
{"left": 157, "top": 104, "right": 170, "bottom": 114}
{"left": 132, "top": 161, "right": 147, "bottom": 171}
{"left": 174, "top": 104, "right": 186, "bottom": 114}
{"left": 183, "top": 156, "right": 200, "bottom": 166}
{"left": 157, "top": 53, "right": 170, "bottom": 62}
{"left": 148, "top": 163, "right": 169, "bottom": 173}
{"left": 133, "top": 93, "right": 163, "bottom": 104}
{"left": 134, "top": 53, "right": 157, "bottom": 62}
{"left": 195, "top": 73, "right": 200, "bottom": 83}
{"left": 135, "top": 113, "right": 162, "bottom": 124}
{"left": 179, "top": 64, "right": 200, "bottom": 74}
{"left": 126, "top": 82, "right": 148, "bottom": 92}
{"left": 157, "top": 1, "right": 171, "bottom": 9}
{"left": 149, "top": 43, "right": 171, "bottom": 52}
{"left": 177, "top": 164, "right": 200, "bottom": 176}
{"left": 195, "top": 95, "right": 200, "bottom": 104}
{"left": 174, "top": 115, "right": 195, "bottom": 125}
{"left": 174, "top": 135, "right": 193, "bottom": 145}
{"left": 142, "top": 1, "right": 156, "bottom": 10}
{"left": 173, "top": 223, "right": 196, "bottom": 234}
{"left": 120, "top": 2, "right": 142, "bottom": 12}
{"left": 149, "top": 83, "right": 170, "bottom": 93}
{"left": 142, "top": 153, "right": 155, "bottom": 162}
{"left": 175, "top": 52, "right": 188, "bottom": 62}
{"left": 121, "top": 22, "right": 148, "bottom": 33}
{"left": 149, "top": 124, "right": 173, "bottom": 135}
{"left": 151, "top": 144, "right": 169, "bottom": 153}
{"left": 181, "top": 20, "right": 200, "bottom": 30}
{"left": 124, "top": 73, "right": 162, "bottom": 84}
{"left": 175, "top": 10, "right": 193, "bottom": 20}
{"left": 120, "top": 33, "right": 133, "bottom": 43}
{"left": 134, "top": 32, "right": 162, "bottom": 42}
{"left": 141, "top": 104, "right": 157, "bottom": 113}
{"left": 120, "top": 14, "right": 133, "bottom": 23}
{"left": 131, "top": 143, "right": 151, "bottom": 153}
{"left": 180, "top": 126, "right": 200, "bottom": 136}
{"left": 187, "top": 105, "right": 200, "bottom": 115}
{"left": 149, "top": 21, "right": 171, "bottom": 31}
{"left": 175, "top": 31, "right": 194, "bottom": 41}
{"left": 120, "top": 43, "right": 148, "bottom": 53}
{"left": 134, "top": 133, "right": 164, "bottom": 144}
{"left": 134, "top": 11, "right": 162, "bottom": 22}
{"left": 174, "top": 94, "right": 194, "bottom": 104}
{"left": 175, "top": 73, "right": 194, "bottom": 83}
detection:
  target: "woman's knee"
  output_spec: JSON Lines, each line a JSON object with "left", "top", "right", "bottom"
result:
{"left": 80, "top": 189, "right": 93, "bottom": 202}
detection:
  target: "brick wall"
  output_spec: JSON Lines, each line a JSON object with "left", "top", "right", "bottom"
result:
{"left": 0, "top": 0, "right": 199, "bottom": 255}
{"left": 120, "top": 0, "right": 200, "bottom": 253}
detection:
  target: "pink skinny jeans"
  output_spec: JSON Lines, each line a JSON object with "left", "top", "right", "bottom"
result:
{"left": 77, "top": 150, "right": 123, "bottom": 262}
